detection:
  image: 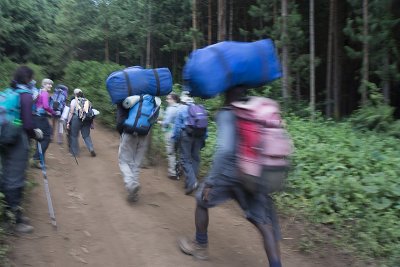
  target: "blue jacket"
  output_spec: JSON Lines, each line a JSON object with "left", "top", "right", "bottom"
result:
{"left": 161, "top": 103, "right": 180, "bottom": 132}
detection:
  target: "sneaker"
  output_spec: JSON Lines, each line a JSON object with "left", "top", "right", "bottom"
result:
{"left": 90, "top": 150, "right": 96, "bottom": 157}
{"left": 14, "top": 223, "right": 34, "bottom": 234}
{"left": 185, "top": 182, "right": 198, "bottom": 195}
{"left": 168, "top": 175, "right": 179, "bottom": 180}
{"left": 127, "top": 185, "right": 141, "bottom": 203}
{"left": 20, "top": 216, "right": 30, "bottom": 224}
{"left": 178, "top": 236, "right": 209, "bottom": 260}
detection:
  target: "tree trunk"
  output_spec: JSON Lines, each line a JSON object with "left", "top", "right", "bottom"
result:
{"left": 281, "top": 0, "right": 290, "bottom": 100}
{"left": 325, "top": 0, "right": 334, "bottom": 117}
{"left": 192, "top": 0, "right": 198, "bottom": 50}
{"left": 208, "top": 0, "right": 212, "bottom": 45}
{"left": 228, "top": 0, "right": 233, "bottom": 41}
{"left": 383, "top": 51, "right": 391, "bottom": 103}
{"left": 361, "top": 0, "right": 369, "bottom": 105}
{"left": 309, "top": 0, "right": 315, "bottom": 119}
{"left": 333, "top": 0, "right": 343, "bottom": 120}
{"left": 146, "top": 2, "right": 152, "bottom": 68}
{"left": 217, "top": 0, "right": 226, "bottom": 42}
{"left": 296, "top": 71, "right": 301, "bottom": 101}
{"left": 115, "top": 43, "right": 120, "bottom": 64}
{"left": 104, "top": 34, "right": 109, "bottom": 62}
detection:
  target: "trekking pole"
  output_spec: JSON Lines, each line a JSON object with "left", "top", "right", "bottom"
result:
{"left": 37, "top": 142, "right": 57, "bottom": 229}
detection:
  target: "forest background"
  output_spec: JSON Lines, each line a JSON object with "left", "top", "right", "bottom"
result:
{"left": 0, "top": 0, "right": 400, "bottom": 266}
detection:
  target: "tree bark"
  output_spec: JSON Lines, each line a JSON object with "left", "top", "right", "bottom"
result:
{"left": 217, "top": 0, "right": 226, "bottom": 42}
{"left": 361, "top": 0, "right": 369, "bottom": 105}
{"left": 146, "top": 1, "right": 152, "bottom": 68}
{"left": 383, "top": 51, "right": 391, "bottom": 103}
{"left": 192, "top": 0, "right": 198, "bottom": 50}
{"left": 309, "top": 0, "right": 315, "bottom": 119}
{"left": 281, "top": 0, "right": 290, "bottom": 100}
{"left": 325, "top": 0, "right": 334, "bottom": 117}
{"left": 208, "top": 0, "right": 212, "bottom": 45}
{"left": 228, "top": 0, "right": 233, "bottom": 41}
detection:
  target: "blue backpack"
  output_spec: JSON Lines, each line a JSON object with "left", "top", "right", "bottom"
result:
{"left": 123, "top": 94, "right": 160, "bottom": 135}
{"left": 50, "top": 88, "right": 67, "bottom": 115}
{"left": 0, "top": 88, "right": 32, "bottom": 146}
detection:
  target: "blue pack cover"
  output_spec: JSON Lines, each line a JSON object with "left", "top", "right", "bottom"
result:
{"left": 183, "top": 39, "right": 282, "bottom": 98}
{"left": 106, "top": 66, "right": 173, "bottom": 104}
{"left": 123, "top": 94, "right": 160, "bottom": 136}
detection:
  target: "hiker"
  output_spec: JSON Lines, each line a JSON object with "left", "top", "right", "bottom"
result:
{"left": 172, "top": 92, "right": 207, "bottom": 195}
{"left": 31, "top": 78, "right": 58, "bottom": 168}
{"left": 158, "top": 93, "right": 180, "bottom": 179}
{"left": 178, "top": 87, "right": 283, "bottom": 267}
{"left": 116, "top": 95, "right": 161, "bottom": 203}
{"left": 0, "top": 66, "right": 43, "bottom": 233}
{"left": 50, "top": 84, "right": 68, "bottom": 144}
{"left": 66, "top": 88, "right": 96, "bottom": 157}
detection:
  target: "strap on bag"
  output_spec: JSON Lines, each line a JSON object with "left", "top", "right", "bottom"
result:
{"left": 152, "top": 69, "right": 161, "bottom": 96}
{"left": 123, "top": 70, "right": 134, "bottom": 97}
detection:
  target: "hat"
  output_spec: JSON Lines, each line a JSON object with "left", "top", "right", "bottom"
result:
{"left": 180, "top": 91, "right": 194, "bottom": 104}
{"left": 181, "top": 95, "right": 194, "bottom": 104}
{"left": 74, "top": 88, "right": 82, "bottom": 95}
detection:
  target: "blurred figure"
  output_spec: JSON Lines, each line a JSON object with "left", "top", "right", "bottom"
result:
{"left": 31, "top": 78, "right": 57, "bottom": 168}
{"left": 66, "top": 88, "right": 96, "bottom": 157}
{"left": 0, "top": 66, "right": 43, "bottom": 233}
{"left": 173, "top": 92, "right": 207, "bottom": 195}
{"left": 158, "top": 93, "right": 180, "bottom": 179}
{"left": 50, "top": 84, "right": 68, "bottom": 144}
{"left": 178, "top": 87, "right": 282, "bottom": 267}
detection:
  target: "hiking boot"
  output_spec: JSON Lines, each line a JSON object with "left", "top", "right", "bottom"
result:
{"left": 185, "top": 182, "right": 198, "bottom": 195}
{"left": 127, "top": 185, "right": 141, "bottom": 203}
{"left": 14, "top": 223, "right": 34, "bottom": 234}
{"left": 178, "top": 236, "right": 209, "bottom": 260}
{"left": 90, "top": 150, "right": 96, "bottom": 157}
{"left": 20, "top": 216, "right": 30, "bottom": 224}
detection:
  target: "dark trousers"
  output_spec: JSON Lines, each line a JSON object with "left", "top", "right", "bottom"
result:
{"left": 0, "top": 133, "right": 30, "bottom": 223}
{"left": 33, "top": 115, "right": 52, "bottom": 161}
{"left": 179, "top": 131, "right": 203, "bottom": 188}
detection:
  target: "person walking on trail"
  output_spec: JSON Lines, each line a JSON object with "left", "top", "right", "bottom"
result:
{"left": 116, "top": 101, "right": 149, "bottom": 203}
{"left": 158, "top": 93, "right": 180, "bottom": 180}
{"left": 0, "top": 66, "right": 44, "bottom": 233}
{"left": 172, "top": 92, "right": 207, "bottom": 195}
{"left": 178, "top": 87, "right": 283, "bottom": 267}
{"left": 31, "top": 78, "right": 58, "bottom": 168}
{"left": 50, "top": 84, "right": 68, "bottom": 145}
{"left": 66, "top": 88, "right": 96, "bottom": 157}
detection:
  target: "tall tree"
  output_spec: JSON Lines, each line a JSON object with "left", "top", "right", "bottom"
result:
{"left": 192, "top": 0, "right": 198, "bottom": 50}
{"left": 281, "top": 0, "right": 290, "bottom": 100}
{"left": 217, "top": 0, "right": 226, "bottom": 41}
{"left": 309, "top": 0, "right": 316, "bottom": 118}
{"left": 361, "top": 0, "right": 369, "bottom": 105}
{"left": 208, "top": 0, "right": 212, "bottom": 45}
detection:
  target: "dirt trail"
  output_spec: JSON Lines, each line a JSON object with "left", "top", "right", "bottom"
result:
{"left": 8, "top": 124, "right": 349, "bottom": 267}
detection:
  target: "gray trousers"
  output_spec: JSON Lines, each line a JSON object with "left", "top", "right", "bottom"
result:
{"left": 70, "top": 115, "right": 94, "bottom": 156}
{"left": 165, "top": 131, "right": 176, "bottom": 176}
{"left": 118, "top": 133, "right": 148, "bottom": 190}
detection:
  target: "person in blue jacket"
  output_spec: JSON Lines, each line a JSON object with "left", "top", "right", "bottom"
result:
{"left": 172, "top": 93, "right": 206, "bottom": 195}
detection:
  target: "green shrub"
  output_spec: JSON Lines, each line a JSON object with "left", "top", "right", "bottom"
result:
{"left": 283, "top": 115, "right": 400, "bottom": 265}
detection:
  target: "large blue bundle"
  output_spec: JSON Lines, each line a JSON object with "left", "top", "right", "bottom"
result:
{"left": 106, "top": 66, "right": 173, "bottom": 104}
{"left": 183, "top": 39, "right": 282, "bottom": 98}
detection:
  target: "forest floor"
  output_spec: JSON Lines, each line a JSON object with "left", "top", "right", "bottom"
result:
{"left": 8, "top": 124, "right": 369, "bottom": 267}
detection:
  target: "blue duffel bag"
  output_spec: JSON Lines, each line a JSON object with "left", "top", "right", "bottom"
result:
{"left": 106, "top": 66, "right": 173, "bottom": 104}
{"left": 183, "top": 39, "right": 282, "bottom": 98}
